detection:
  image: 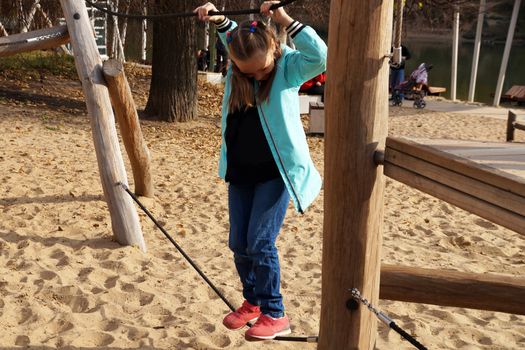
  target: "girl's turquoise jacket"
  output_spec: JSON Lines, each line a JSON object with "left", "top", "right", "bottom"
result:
{"left": 217, "top": 20, "right": 327, "bottom": 213}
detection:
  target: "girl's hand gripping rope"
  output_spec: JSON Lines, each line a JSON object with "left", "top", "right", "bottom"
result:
{"left": 260, "top": 1, "right": 294, "bottom": 27}
{"left": 193, "top": 2, "right": 225, "bottom": 24}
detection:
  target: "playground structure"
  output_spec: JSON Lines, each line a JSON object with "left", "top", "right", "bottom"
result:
{"left": 0, "top": 0, "right": 524, "bottom": 348}
{"left": 0, "top": 0, "right": 152, "bottom": 253}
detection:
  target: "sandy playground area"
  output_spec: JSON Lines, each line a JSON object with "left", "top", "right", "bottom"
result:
{"left": 0, "top": 64, "right": 524, "bottom": 349}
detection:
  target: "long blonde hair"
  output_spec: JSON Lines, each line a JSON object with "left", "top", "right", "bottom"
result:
{"left": 227, "top": 20, "right": 282, "bottom": 112}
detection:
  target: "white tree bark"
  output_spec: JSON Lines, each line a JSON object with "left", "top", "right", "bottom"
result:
{"left": 451, "top": 7, "right": 460, "bottom": 101}
{"left": 493, "top": 0, "right": 521, "bottom": 106}
{"left": 468, "top": 0, "right": 485, "bottom": 102}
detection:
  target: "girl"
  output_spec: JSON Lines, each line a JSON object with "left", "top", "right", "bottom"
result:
{"left": 194, "top": 1, "right": 327, "bottom": 340}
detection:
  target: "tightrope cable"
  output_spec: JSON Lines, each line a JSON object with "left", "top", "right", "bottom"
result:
{"left": 85, "top": 0, "right": 300, "bottom": 20}
{"left": 117, "top": 182, "right": 317, "bottom": 343}
{"left": 350, "top": 288, "right": 428, "bottom": 350}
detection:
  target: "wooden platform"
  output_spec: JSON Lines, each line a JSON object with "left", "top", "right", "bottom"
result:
{"left": 502, "top": 85, "right": 525, "bottom": 102}
{"left": 384, "top": 137, "right": 525, "bottom": 235}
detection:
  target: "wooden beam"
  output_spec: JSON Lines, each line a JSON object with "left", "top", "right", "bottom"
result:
{"left": 381, "top": 265, "right": 525, "bottom": 315}
{"left": 319, "top": 0, "right": 392, "bottom": 348}
{"left": 383, "top": 162, "right": 525, "bottom": 235}
{"left": 103, "top": 59, "right": 154, "bottom": 197}
{"left": 385, "top": 148, "right": 525, "bottom": 217}
{"left": 60, "top": 0, "right": 146, "bottom": 252}
{"left": 0, "top": 25, "right": 69, "bottom": 57}
{"left": 387, "top": 137, "right": 525, "bottom": 197}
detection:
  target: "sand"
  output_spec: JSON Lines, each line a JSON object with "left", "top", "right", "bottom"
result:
{"left": 0, "top": 73, "right": 524, "bottom": 349}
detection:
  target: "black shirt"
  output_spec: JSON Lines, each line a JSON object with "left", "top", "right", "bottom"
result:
{"left": 225, "top": 105, "right": 281, "bottom": 185}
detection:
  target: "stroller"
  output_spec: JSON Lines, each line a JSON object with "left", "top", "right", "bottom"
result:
{"left": 390, "top": 63, "right": 433, "bottom": 109}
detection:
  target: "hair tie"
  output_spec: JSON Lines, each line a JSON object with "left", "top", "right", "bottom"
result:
{"left": 249, "top": 21, "right": 257, "bottom": 33}
{"left": 226, "top": 31, "right": 233, "bottom": 43}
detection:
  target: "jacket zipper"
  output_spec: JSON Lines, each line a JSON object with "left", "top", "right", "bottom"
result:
{"left": 257, "top": 101, "right": 304, "bottom": 214}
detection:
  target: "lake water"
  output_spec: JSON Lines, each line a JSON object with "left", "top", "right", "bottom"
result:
{"left": 406, "top": 40, "right": 524, "bottom": 104}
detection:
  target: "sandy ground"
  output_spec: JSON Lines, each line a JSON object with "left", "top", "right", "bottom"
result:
{"left": 0, "top": 70, "right": 524, "bottom": 349}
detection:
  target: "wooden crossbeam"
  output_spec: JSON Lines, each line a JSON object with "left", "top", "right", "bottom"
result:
{"left": 381, "top": 265, "right": 525, "bottom": 315}
{"left": 383, "top": 137, "right": 525, "bottom": 235}
{"left": 0, "top": 25, "right": 69, "bottom": 57}
{"left": 386, "top": 137, "right": 525, "bottom": 198}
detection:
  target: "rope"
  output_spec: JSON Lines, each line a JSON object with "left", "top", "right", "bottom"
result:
{"left": 118, "top": 182, "right": 318, "bottom": 343}
{"left": 84, "top": 0, "right": 300, "bottom": 20}
{"left": 393, "top": 0, "right": 403, "bottom": 49}
{"left": 350, "top": 288, "right": 428, "bottom": 350}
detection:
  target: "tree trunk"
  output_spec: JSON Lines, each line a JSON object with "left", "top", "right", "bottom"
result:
{"left": 144, "top": 0, "right": 198, "bottom": 122}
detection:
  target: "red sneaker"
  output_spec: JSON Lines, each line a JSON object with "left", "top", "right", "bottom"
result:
{"left": 223, "top": 300, "right": 261, "bottom": 330}
{"left": 245, "top": 314, "right": 291, "bottom": 340}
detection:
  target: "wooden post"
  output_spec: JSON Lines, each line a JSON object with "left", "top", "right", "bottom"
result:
{"left": 507, "top": 110, "right": 517, "bottom": 142}
{"left": 60, "top": 0, "right": 146, "bottom": 252}
{"left": 451, "top": 6, "right": 459, "bottom": 101}
{"left": 468, "top": 0, "right": 485, "bottom": 102}
{"left": 493, "top": 0, "right": 521, "bottom": 107}
{"left": 103, "top": 59, "right": 154, "bottom": 197}
{"left": 0, "top": 26, "right": 70, "bottom": 58}
{"left": 319, "top": 0, "right": 392, "bottom": 348}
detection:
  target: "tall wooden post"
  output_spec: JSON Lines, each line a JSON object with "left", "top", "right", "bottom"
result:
{"left": 319, "top": 0, "right": 392, "bottom": 349}
{"left": 60, "top": 0, "right": 146, "bottom": 252}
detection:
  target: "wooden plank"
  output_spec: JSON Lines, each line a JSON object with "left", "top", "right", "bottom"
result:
{"left": 386, "top": 137, "right": 525, "bottom": 197}
{"left": 380, "top": 265, "right": 525, "bottom": 315}
{"left": 319, "top": 0, "right": 391, "bottom": 348}
{"left": 427, "top": 86, "right": 447, "bottom": 94}
{"left": 103, "top": 59, "right": 154, "bottom": 197}
{"left": 503, "top": 85, "right": 525, "bottom": 100}
{"left": 383, "top": 163, "right": 525, "bottom": 235}
{"left": 446, "top": 147, "right": 525, "bottom": 157}
{"left": 0, "top": 25, "right": 69, "bottom": 57}
{"left": 60, "top": 0, "right": 146, "bottom": 252}
{"left": 385, "top": 148, "right": 525, "bottom": 217}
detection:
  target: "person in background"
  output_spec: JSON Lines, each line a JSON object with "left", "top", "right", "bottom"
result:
{"left": 389, "top": 44, "right": 411, "bottom": 98}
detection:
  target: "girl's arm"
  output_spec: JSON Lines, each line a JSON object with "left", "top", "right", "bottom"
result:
{"left": 260, "top": 1, "right": 327, "bottom": 87}
{"left": 282, "top": 23, "right": 328, "bottom": 87}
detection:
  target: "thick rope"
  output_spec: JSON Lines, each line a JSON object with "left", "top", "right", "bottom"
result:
{"left": 84, "top": 0, "right": 300, "bottom": 20}
{"left": 118, "top": 182, "right": 318, "bottom": 343}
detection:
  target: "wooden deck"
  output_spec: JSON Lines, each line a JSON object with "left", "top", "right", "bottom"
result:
{"left": 502, "top": 85, "right": 525, "bottom": 102}
{"left": 384, "top": 137, "right": 525, "bottom": 235}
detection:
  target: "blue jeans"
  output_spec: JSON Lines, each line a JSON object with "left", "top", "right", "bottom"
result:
{"left": 390, "top": 68, "right": 405, "bottom": 98}
{"left": 228, "top": 177, "right": 290, "bottom": 318}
